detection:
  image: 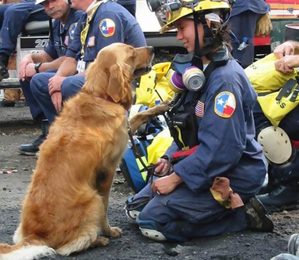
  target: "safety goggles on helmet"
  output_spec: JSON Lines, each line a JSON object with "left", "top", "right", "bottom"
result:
{"left": 146, "top": 0, "right": 231, "bottom": 33}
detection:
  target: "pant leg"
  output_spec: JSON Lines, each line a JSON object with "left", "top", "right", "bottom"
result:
{"left": 20, "top": 79, "right": 45, "bottom": 120}
{"left": 27, "top": 4, "right": 48, "bottom": 22}
{"left": 137, "top": 185, "right": 247, "bottom": 242}
{"left": 0, "top": 4, "right": 11, "bottom": 29}
{"left": 31, "top": 73, "right": 85, "bottom": 124}
{"left": 229, "top": 11, "right": 262, "bottom": 68}
{"left": 279, "top": 106, "right": 299, "bottom": 140}
{"left": 0, "top": 3, "right": 47, "bottom": 56}
{"left": 30, "top": 72, "right": 57, "bottom": 124}
{"left": 253, "top": 100, "right": 271, "bottom": 137}
{"left": 60, "top": 74, "right": 85, "bottom": 100}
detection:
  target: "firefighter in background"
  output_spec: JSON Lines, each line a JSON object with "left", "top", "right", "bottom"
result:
{"left": 254, "top": 40, "right": 299, "bottom": 211}
{"left": 18, "top": 0, "right": 83, "bottom": 156}
{"left": 229, "top": 0, "right": 272, "bottom": 68}
{"left": 28, "top": 0, "right": 146, "bottom": 124}
{"left": 0, "top": 0, "right": 48, "bottom": 107}
{"left": 125, "top": 0, "right": 273, "bottom": 243}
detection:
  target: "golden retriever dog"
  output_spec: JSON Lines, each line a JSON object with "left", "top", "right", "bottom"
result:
{"left": 0, "top": 43, "right": 153, "bottom": 260}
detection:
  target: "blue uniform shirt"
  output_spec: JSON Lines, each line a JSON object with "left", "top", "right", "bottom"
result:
{"left": 231, "top": 0, "right": 270, "bottom": 16}
{"left": 66, "top": 1, "right": 146, "bottom": 63}
{"left": 168, "top": 59, "right": 267, "bottom": 196}
{"left": 45, "top": 8, "right": 83, "bottom": 59}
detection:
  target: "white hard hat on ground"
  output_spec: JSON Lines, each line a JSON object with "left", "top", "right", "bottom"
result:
{"left": 257, "top": 126, "right": 293, "bottom": 164}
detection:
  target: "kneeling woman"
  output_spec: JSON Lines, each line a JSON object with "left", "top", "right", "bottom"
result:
{"left": 125, "top": 0, "right": 273, "bottom": 242}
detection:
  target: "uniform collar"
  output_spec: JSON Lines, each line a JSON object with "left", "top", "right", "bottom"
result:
{"left": 86, "top": 0, "right": 99, "bottom": 14}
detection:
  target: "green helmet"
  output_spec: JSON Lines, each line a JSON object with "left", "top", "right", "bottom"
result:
{"left": 147, "top": 0, "right": 231, "bottom": 33}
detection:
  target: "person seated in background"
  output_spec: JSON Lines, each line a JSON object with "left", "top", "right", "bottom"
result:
{"left": 125, "top": 0, "right": 273, "bottom": 243}
{"left": 229, "top": 0, "right": 272, "bottom": 68}
{"left": 18, "top": 0, "right": 83, "bottom": 156}
{"left": 0, "top": 0, "right": 48, "bottom": 81}
{"left": 251, "top": 40, "right": 299, "bottom": 212}
{"left": 0, "top": 0, "right": 48, "bottom": 107}
{"left": 22, "top": 0, "right": 146, "bottom": 155}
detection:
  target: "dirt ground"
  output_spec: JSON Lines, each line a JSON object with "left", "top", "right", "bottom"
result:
{"left": 1, "top": 104, "right": 299, "bottom": 260}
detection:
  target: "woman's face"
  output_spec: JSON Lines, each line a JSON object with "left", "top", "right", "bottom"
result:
{"left": 175, "top": 18, "right": 204, "bottom": 53}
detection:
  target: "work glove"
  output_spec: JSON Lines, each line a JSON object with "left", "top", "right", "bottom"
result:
{"left": 255, "top": 13, "right": 272, "bottom": 36}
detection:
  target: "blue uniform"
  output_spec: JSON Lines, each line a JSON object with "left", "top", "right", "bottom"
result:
{"left": 21, "top": 8, "right": 83, "bottom": 121}
{"left": 66, "top": 1, "right": 145, "bottom": 64}
{"left": 131, "top": 59, "right": 267, "bottom": 242}
{"left": 30, "top": 0, "right": 146, "bottom": 124}
{"left": 229, "top": 0, "right": 270, "bottom": 68}
{"left": 0, "top": 0, "right": 48, "bottom": 57}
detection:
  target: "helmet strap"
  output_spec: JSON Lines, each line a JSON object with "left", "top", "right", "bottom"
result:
{"left": 192, "top": 12, "right": 203, "bottom": 69}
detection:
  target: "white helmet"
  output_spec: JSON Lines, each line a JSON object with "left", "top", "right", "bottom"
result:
{"left": 36, "top": 0, "right": 70, "bottom": 4}
{"left": 35, "top": 0, "right": 46, "bottom": 4}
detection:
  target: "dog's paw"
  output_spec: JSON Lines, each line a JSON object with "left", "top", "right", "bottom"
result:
{"left": 109, "top": 226, "right": 122, "bottom": 238}
{"left": 94, "top": 236, "right": 110, "bottom": 247}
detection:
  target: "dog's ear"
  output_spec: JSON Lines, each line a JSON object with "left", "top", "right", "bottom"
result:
{"left": 107, "top": 63, "right": 127, "bottom": 103}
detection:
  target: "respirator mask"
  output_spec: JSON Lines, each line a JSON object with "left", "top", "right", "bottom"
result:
{"left": 167, "top": 67, "right": 205, "bottom": 92}
{"left": 166, "top": 52, "right": 206, "bottom": 92}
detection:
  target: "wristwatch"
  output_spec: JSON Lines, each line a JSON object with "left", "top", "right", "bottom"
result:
{"left": 34, "top": 62, "right": 42, "bottom": 73}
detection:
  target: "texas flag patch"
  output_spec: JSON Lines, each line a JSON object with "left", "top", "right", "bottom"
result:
{"left": 99, "top": 18, "right": 115, "bottom": 37}
{"left": 214, "top": 91, "right": 236, "bottom": 118}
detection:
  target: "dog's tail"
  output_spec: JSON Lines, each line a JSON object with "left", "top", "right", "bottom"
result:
{"left": 0, "top": 242, "right": 55, "bottom": 260}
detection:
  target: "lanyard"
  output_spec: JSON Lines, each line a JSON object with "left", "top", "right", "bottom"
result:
{"left": 80, "top": 1, "right": 103, "bottom": 57}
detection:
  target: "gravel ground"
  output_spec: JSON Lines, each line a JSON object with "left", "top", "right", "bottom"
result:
{"left": 0, "top": 98, "right": 299, "bottom": 260}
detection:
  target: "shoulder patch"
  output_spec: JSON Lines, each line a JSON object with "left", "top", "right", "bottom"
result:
{"left": 99, "top": 18, "right": 115, "bottom": 37}
{"left": 68, "top": 22, "right": 78, "bottom": 40}
{"left": 214, "top": 91, "right": 236, "bottom": 118}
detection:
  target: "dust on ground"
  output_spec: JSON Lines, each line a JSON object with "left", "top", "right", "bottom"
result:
{"left": 0, "top": 103, "right": 299, "bottom": 260}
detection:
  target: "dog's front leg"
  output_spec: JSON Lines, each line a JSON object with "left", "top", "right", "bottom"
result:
{"left": 96, "top": 169, "right": 122, "bottom": 238}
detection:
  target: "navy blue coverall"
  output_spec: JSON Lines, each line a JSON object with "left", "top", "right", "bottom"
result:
{"left": 229, "top": 0, "right": 270, "bottom": 68}
{"left": 20, "top": 8, "right": 83, "bottom": 121}
{"left": 131, "top": 58, "right": 267, "bottom": 242}
{"left": 30, "top": 1, "right": 146, "bottom": 124}
{"left": 0, "top": 0, "right": 48, "bottom": 59}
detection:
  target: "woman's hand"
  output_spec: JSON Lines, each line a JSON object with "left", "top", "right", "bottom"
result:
{"left": 152, "top": 172, "right": 182, "bottom": 195}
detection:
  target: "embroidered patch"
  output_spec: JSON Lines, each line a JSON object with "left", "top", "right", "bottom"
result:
{"left": 214, "top": 91, "right": 236, "bottom": 118}
{"left": 195, "top": 100, "right": 204, "bottom": 117}
{"left": 68, "top": 22, "right": 77, "bottom": 40}
{"left": 99, "top": 18, "right": 115, "bottom": 37}
{"left": 87, "top": 36, "right": 95, "bottom": 47}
